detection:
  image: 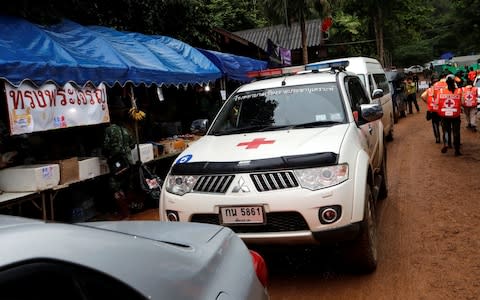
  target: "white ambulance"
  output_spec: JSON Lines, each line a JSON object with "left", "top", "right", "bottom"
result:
{"left": 160, "top": 61, "right": 388, "bottom": 272}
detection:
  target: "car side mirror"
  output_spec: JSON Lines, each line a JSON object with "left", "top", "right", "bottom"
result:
{"left": 358, "top": 103, "right": 383, "bottom": 124}
{"left": 372, "top": 89, "right": 384, "bottom": 99}
{"left": 190, "top": 119, "right": 209, "bottom": 135}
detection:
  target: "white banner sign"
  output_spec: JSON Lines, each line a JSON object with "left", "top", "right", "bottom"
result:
{"left": 5, "top": 82, "right": 110, "bottom": 135}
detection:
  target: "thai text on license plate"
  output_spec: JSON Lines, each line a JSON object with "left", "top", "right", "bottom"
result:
{"left": 220, "top": 206, "right": 265, "bottom": 225}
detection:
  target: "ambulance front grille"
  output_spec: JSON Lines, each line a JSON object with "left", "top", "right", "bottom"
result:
{"left": 250, "top": 171, "right": 298, "bottom": 192}
{"left": 193, "top": 175, "right": 235, "bottom": 193}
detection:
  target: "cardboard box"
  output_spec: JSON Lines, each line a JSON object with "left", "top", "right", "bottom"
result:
{"left": 0, "top": 164, "right": 60, "bottom": 192}
{"left": 78, "top": 157, "right": 102, "bottom": 180}
{"left": 131, "top": 143, "right": 154, "bottom": 163}
{"left": 52, "top": 157, "right": 79, "bottom": 184}
{"left": 99, "top": 159, "right": 110, "bottom": 175}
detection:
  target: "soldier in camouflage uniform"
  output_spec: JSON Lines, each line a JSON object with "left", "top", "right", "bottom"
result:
{"left": 103, "top": 113, "right": 135, "bottom": 218}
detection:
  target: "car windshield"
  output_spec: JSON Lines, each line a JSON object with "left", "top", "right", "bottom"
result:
{"left": 209, "top": 83, "right": 346, "bottom": 136}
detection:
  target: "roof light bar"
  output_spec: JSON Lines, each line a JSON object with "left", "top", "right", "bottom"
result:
{"left": 306, "top": 60, "right": 350, "bottom": 71}
{"left": 247, "top": 68, "right": 282, "bottom": 78}
{"left": 247, "top": 65, "right": 307, "bottom": 79}
{"left": 281, "top": 65, "right": 306, "bottom": 74}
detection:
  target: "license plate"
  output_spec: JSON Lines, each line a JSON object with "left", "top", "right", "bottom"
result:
{"left": 220, "top": 206, "right": 265, "bottom": 225}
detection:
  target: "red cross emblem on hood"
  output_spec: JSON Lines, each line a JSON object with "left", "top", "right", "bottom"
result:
{"left": 237, "top": 138, "right": 275, "bottom": 149}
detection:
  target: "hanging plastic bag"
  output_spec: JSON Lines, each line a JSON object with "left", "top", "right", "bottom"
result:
{"left": 139, "top": 164, "right": 163, "bottom": 208}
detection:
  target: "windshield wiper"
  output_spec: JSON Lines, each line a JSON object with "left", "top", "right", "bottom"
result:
{"left": 211, "top": 121, "right": 342, "bottom": 135}
{"left": 292, "top": 120, "right": 343, "bottom": 129}
{"left": 257, "top": 125, "right": 296, "bottom": 131}
{"left": 211, "top": 125, "right": 271, "bottom": 136}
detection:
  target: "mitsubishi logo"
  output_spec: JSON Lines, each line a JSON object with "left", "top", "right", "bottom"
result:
{"left": 231, "top": 176, "right": 250, "bottom": 193}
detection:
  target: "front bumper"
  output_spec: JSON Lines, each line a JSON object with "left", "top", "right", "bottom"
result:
{"left": 160, "top": 177, "right": 365, "bottom": 245}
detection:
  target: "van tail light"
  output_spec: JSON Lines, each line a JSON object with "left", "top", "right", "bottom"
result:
{"left": 249, "top": 250, "right": 268, "bottom": 287}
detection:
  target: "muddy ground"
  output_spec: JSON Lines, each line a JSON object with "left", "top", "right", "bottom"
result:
{"left": 264, "top": 100, "right": 480, "bottom": 299}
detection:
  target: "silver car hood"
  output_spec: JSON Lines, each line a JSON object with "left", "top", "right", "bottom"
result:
{"left": 79, "top": 220, "right": 224, "bottom": 246}
{"left": 0, "top": 215, "right": 266, "bottom": 300}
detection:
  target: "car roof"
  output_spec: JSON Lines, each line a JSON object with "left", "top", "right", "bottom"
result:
{"left": 309, "top": 57, "right": 384, "bottom": 74}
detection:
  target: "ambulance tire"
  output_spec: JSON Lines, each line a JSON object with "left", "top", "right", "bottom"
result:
{"left": 378, "top": 145, "right": 388, "bottom": 200}
{"left": 342, "top": 184, "right": 378, "bottom": 273}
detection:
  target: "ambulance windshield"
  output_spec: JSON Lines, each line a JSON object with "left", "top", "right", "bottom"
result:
{"left": 209, "top": 83, "right": 346, "bottom": 136}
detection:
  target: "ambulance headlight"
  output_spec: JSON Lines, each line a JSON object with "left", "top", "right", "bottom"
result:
{"left": 294, "top": 164, "right": 348, "bottom": 190}
{"left": 166, "top": 174, "right": 199, "bottom": 196}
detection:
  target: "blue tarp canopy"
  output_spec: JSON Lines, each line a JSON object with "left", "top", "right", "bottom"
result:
{"left": 197, "top": 49, "right": 267, "bottom": 82}
{"left": 0, "top": 15, "right": 222, "bottom": 87}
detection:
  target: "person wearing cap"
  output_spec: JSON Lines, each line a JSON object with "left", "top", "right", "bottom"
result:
{"left": 437, "top": 74, "right": 463, "bottom": 156}
{"left": 421, "top": 74, "right": 442, "bottom": 143}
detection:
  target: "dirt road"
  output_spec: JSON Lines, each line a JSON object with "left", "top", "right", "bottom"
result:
{"left": 265, "top": 101, "right": 480, "bottom": 299}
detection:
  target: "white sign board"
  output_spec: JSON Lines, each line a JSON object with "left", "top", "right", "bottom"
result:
{"left": 5, "top": 82, "right": 110, "bottom": 135}
{"left": 419, "top": 81, "right": 429, "bottom": 90}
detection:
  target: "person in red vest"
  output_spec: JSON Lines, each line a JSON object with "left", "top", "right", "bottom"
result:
{"left": 462, "top": 83, "right": 478, "bottom": 132}
{"left": 421, "top": 74, "right": 444, "bottom": 143}
{"left": 437, "top": 74, "right": 463, "bottom": 155}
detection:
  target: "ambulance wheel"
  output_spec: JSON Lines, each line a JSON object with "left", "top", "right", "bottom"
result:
{"left": 378, "top": 145, "right": 388, "bottom": 200}
{"left": 342, "top": 185, "right": 378, "bottom": 273}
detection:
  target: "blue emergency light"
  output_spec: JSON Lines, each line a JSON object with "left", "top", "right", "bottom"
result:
{"left": 305, "top": 60, "right": 350, "bottom": 71}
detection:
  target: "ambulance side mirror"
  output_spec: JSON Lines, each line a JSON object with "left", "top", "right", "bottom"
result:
{"left": 191, "top": 119, "right": 209, "bottom": 135}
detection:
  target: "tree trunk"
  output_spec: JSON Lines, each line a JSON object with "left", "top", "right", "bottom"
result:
{"left": 300, "top": 10, "right": 308, "bottom": 64}
{"left": 373, "top": 5, "right": 385, "bottom": 66}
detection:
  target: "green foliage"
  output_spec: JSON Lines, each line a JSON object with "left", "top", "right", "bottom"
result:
{"left": 206, "top": 0, "right": 267, "bottom": 32}
{"left": 258, "top": 0, "right": 331, "bottom": 26}
{"left": 3, "top": 0, "right": 480, "bottom": 66}
{"left": 334, "top": 0, "right": 475, "bottom": 67}
{"left": 2, "top": 0, "right": 266, "bottom": 49}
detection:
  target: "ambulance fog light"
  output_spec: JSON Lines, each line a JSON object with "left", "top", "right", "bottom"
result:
{"left": 319, "top": 206, "right": 341, "bottom": 224}
{"left": 166, "top": 210, "right": 179, "bottom": 222}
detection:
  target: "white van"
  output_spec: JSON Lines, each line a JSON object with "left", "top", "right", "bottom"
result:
{"left": 310, "top": 57, "right": 395, "bottom": 140}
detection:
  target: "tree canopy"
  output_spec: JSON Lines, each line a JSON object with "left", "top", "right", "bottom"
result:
{"left": 3, "top": 0, "right": 479, "bottom": 67}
